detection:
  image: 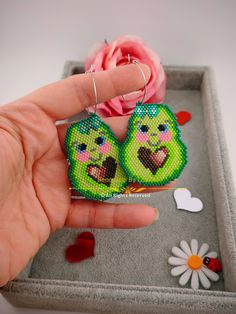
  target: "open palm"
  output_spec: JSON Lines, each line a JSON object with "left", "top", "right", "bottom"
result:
{"left": 0, "top": 64, "right": 160, "bottom": 286}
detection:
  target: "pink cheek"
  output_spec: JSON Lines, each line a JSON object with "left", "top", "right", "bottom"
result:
{"left": 159, "top": 131, "right": 172, "bottom": 142}
{"left": 76, "top": 151, "right": 90, "bottom": 163}
{"left": 99, "top": 142, "right": 111, "bottom": 155}
{"left": 136, "top": 132, "right": 149, "bottom": 142}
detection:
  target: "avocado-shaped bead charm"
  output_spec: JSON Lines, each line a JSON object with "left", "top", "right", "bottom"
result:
{"left": 65, "top": 114, "right": 129, "bottom": 200}
{"left": 120, "top": 103, "right": 187, "bottom": 186}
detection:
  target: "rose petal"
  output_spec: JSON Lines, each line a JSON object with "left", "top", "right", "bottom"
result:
{"left": 85, "top": 42, "right": 107, "bottom": 68}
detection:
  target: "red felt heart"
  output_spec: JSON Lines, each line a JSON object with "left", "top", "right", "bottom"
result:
{"left": 65, "top": 231, "right": 95, "bottom": 263}
{"left": 175, "top": 111, "right": 192, "bottom": 125}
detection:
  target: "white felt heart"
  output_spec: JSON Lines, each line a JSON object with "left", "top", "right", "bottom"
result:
{"left": 174, "top": 189, "right": 203, "bottom": 213}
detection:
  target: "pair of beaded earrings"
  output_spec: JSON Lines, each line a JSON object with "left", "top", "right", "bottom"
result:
{"left": 65, "top": 61, "right": 187, "bottom": 200}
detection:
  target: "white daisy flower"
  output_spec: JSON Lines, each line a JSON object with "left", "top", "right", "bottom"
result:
{"left": 168, "top": 239, "right": 220, "bottom": 290}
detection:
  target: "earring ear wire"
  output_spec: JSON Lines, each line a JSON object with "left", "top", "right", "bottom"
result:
{"left": 132, "top": 60, "right": 147, "bottom": 104}
{"left": 86, "top": 65, "right": 98, "bottom": 115}
{"left": 121, "top": 57, "right": 148, "bottom": 105}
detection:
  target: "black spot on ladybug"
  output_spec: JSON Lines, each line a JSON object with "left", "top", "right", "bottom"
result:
{"left": 203, "top": 256, "right": 210, "bottom": 265}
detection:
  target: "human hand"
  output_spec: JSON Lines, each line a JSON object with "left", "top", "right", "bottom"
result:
{"left": 0, "top": 64, "right": 171, "bottom": 286}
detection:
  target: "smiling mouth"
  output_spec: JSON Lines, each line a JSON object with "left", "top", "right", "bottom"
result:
{"left": 147, "top": 139, "right": 161, "bottom": 147}
{"left": 89, "top": 153, "right": 103, "bottom": 162}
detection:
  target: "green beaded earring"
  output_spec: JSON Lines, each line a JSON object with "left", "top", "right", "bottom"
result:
{"left": 120, "top": 62, "right": 187, "bottom": 186}
{"left": 65, "top": 68, "right": 129, "bottom": 201}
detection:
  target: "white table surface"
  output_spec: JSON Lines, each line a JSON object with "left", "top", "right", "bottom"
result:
{"left": 1, "top": 0, "right": 236, "bottom": 313}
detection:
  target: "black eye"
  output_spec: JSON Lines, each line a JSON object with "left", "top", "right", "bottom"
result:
{"left": 158, "top": 124, "right": 168, "bottom": 132}
{"left": 139, "top": 125, "right": 149, "bottom": 133}
{"left": 76, "top": 143, "right": 87, "bottom": 152}
{"left": 95, "top": 136, "right": 105, "bottom": 146}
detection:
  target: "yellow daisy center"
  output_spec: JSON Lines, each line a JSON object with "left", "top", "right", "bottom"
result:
{"left": 187, "top": 255, "right": 203, "bottom": 270}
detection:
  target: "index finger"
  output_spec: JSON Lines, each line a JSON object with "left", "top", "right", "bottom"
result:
{"left": 21, "top": 63, "right": 150, "bottom": 121}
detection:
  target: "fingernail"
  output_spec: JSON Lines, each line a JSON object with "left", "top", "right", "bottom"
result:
{"left": 153, "top": 208, "right": 159, "bottom": 221}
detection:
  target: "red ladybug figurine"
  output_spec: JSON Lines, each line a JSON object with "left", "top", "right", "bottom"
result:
{"left": 203, "top": 256, "right": 222, "bottom": 273}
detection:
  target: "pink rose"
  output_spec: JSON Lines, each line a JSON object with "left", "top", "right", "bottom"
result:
{"left": 85, "top": 35, "right": 167, "bottom": 117}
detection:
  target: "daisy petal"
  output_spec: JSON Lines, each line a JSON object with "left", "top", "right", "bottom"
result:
{"left": 198, "top": 269, "right": 211, "bottom": 289}
{"left": 171, "top": 265, "right": 188, "bottom": 277}
{"left": 203, "top": 251, "right": 217, "bottom": 258}
{"left": 180, "top": 240, "right": 192, "bottom": 256}
{"left": 172, "top": 247, "right": 188, "bottom": 259}
{"left": 168, "top": 257, "right": 187, "bottom": 266}
{"left": 191, "top": 271, "right": 199, "bottom": 290}
{"left": 190, "top": 239, "right": 198, "bottom": 255}
{"left": 198, "top": 243, "right": 209, "bottom": 257}
{"left": 202, "top": 267, "right": 220, "bottom": 281}
{"left": 179, "top": 269, "right": 192, "bottom": 286}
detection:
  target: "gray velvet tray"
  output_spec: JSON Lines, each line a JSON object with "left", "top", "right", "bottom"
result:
{"left": 1, "top": 62, "right": 236, "bottom": 313}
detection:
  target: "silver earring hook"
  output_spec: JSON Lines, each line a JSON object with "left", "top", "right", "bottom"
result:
{"left": 121, "top": 54, "right": 131, "bottom": 102}
{"left": 121, "top": 58, "right": 148, "bottom": 104}
{"left": 86, "top": 65, "right": 98, "bottom": 115}
{"left": 132, "top": 60, "right": 147, "bottom": 104}
{"left": 127, "top": 53, "right": 131, "bottom": 64}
